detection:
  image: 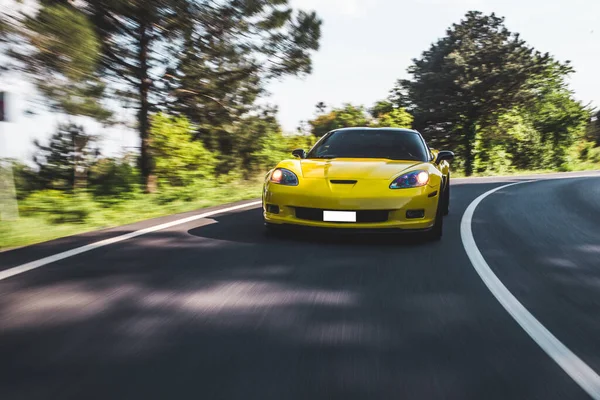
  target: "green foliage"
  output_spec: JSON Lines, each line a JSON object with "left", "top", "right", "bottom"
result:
{"left": 395, "top": 11, "right": 570, "bottom": 175}
{"left": 251, "top": 132, "right": 317, "bottom": 171}
{"left": 27, "top": 5, "right": 99, "bottom": 79}
{"left": 527, "top": 89, "right": 590, "bottom": 168}
{"left": 210, "top": 107, "right": 283, "bottom": 175}
{"left": 150, "top": 113, "right": 216, "bottom": 187}
{"left": 577, "top": 141, "right": 600, "bottom": 163}
{"left": 589, "top": 111, "right": 600, "bottom": 145}
{"left": 370, "top": 101, "right": 395, "bottom": 118}
{"left": 308, "top": 103, "right": 413, "bottom": 135}
{"left": 11, "top": 162, "right": 42, "bottom": 200}
{"left": 20, "top": 190, "right": 92, "bottom": 224}
{"left": 474, "top": 110, "right": 541, "bottom": 173}
{"left": 88, "top": 156, "right": 139, "bottom": 200}
{"left": 80, "top": 0, "right": 319, "bottom": 191}
{"left": 13, "top": 5, "right": 110, "bottom": 120}
{"left": 250, "top": 131, "right": 289, "bottom": 172}
{"left": 374, "top": 108, "right": 414, "bottom": 129}
{"left": 7, "top": 0, "right": 321, "bottom": 192}
{"left": 309, "top": 104, "right": 369, "bottom": 137}
{"left": 207, "top": 106, "right": 318, "bottom": 174}
{"left": 471, "top": 88, "right": 588, "bottom": 174}
{"left": 286, "top": 134, "right": 318, "bottom": 152}
{"left": 33, "top": 123, "right": 98, "bottom": 191}
{"left": 165, "top": 2, "right": 321, "bottom": 159}
{"left": 154, "top": 182, "right": 209, "bottom": 205}
{"left": 589, "top": 147, "right": 600, "bottom": 163}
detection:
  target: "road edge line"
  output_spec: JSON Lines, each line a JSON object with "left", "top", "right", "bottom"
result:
{"left": 460, "top": 181, "right": 600, "bottom": 399}
{"left": 0, "top": 200, "right": 262, "bottom": 282}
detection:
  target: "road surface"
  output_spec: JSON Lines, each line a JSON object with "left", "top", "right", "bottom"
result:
{"left": 1, "top": 171, "right": 600, "bottom": 399}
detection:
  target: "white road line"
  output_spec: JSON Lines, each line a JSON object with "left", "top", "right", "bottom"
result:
{"left": 461, "top": 181, "right": 600, "bottom": 399}
{"left": 0, "top": 201, "right": 262, "bottom": 282}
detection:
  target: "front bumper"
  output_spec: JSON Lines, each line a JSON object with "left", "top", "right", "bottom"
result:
{"left": 263, "top": 179, "right": 441, "bottom": 230}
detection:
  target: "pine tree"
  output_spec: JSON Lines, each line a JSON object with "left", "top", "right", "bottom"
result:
{"left": 395, "top": 11, "right": 569, "bottom": 175}
{"left": 34, "top": 124, "right": 98, "bottom": 191}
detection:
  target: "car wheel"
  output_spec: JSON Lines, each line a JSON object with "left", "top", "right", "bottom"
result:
{"left": 425, "top": 197, "right": 444, "bottom": 241}
{"left": 443, "top": 175, "right": 450, "bottom": 216}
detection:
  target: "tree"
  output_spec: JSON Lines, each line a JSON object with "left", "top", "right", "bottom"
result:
{"left": 8, "top": 4, "right": 111, "bottom": 120}
{"left": 395, "top": 11, "right": 569, "bottom": 175}
{"left": 82, "top": 0, "right": 195, "bottom": 193}
{"left": 10, "top": 161, "right": 42, "bottom": 200}
{"left": 150, "top": 113, "right": 216, "bottom": 187}
{"left": 164, "top": 2, "right": 322, "bottom": 171}
{"left": 527, "top": 88, "right": 589, "bottom": 167}
{"left": 369, "top": 100, "right": 394, "bottom": 118}
{"left": 88, "top": 155, "right": 139, "bottom": 199}
{"left": 308, "top": 104, "right": 369, "bottom": 137}
{"left": 471, "top": 84, "right": 588, "bottom": 173}
{"left": 6, "top": 1, "right": 321, "bottom": 191}
{"left": 373, "top": 108, "right": 413, "bottom": 129}
{"left": 33, "top": 123, "right": 99, "bottom": 191}
{"left": 249, "top": 125, "right": 289, "bottom": 173}
{"left": 230, "top": 106, "right": 283, "bottom": 176}
{"left": 473, "top": 109, "right": 545, "bottom": 173}
{"left": 586, "top": 110, "right": 600, "bottom": 145}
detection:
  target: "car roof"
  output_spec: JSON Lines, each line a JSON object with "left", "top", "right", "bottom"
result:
{"left": 331, "top": 127, "right": 421, "bottom": 135}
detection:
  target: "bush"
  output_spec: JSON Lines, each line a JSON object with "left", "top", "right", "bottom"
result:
{"left": 154, "top": 185, "right": 201, "bottom": 205}
{"left": 589, "top": 147, "right": 600, "bottom": 163}
{"left": 150, "top": 113, "right": 216, "bottom": 187}
{"left": 20, "top": 190, "right": 92, "bottom": 224}
{"left": 578, "top": 142, "right": 594, "bottom": 160}
{"left": 89, "top": 157, "right": 139, "bottom": 200}
{"left": 10, "top": 162, "right": 43, "bottom": 200}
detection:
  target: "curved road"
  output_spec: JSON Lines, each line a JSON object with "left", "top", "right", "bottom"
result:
{"left": 1, "top": 171, "right": 599, "bottom": 399}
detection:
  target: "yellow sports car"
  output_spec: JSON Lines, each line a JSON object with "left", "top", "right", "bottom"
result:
{"left": 262, "top": 128, "right": 454, "bottom": 240}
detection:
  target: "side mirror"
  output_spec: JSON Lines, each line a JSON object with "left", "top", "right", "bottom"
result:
{"left": 435, "top": 150, "right": 454, "bottom": 164}
{"left": 292, "top": 149, "right": 306, "bottom": 159}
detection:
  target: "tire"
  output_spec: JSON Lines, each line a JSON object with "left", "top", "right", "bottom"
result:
{"left": 443, "top": 175, "right": 450, "bottom": 216}
{"left": 425, "top": 196, "right": 444, "bottom": 241}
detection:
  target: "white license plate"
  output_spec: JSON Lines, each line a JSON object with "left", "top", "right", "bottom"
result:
{"left": 323, "top": 211, "right": 356, "bottom": 222}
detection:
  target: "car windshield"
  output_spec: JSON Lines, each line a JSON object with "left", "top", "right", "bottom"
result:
{"left": 307, "top": 129, "right": 429, "bottom": 161}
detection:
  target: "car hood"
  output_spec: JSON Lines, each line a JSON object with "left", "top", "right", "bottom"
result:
{"left": 300, "top": 159, "right": 421, "bottom": 180}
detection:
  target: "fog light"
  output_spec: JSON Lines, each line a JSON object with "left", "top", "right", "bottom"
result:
{"left": 406, "top": 209, "right": 425, "bottom": 219}
{"left": 267, "top": 204, "right": 280, "bottom": 214}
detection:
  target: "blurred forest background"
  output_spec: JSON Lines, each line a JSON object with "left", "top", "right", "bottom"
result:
{"left": 0, "top": 2, "right": 598, "bottom": 248}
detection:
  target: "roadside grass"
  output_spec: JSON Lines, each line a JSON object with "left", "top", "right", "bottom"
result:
{"left": 0, "top": 180, "right": 263, "bottom": 251}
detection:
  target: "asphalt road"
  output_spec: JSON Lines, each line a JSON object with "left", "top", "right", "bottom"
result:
{"left": 1, "top": 171, "right": 600, "bottom": 399}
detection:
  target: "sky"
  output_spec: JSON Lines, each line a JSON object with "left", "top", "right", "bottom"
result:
{"left": 1, "top": 0, "right": 599, "bottom": 162}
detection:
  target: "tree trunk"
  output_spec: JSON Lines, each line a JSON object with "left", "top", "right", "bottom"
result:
{"left": 464, "top": 120, "right": 477, "bottom": 177}
{"left": 138, "top": 23, "right": 156, "bottom": 193}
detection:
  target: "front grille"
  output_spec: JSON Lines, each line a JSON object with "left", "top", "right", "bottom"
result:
{"left": 294, "top": 207, "right": 389, "bottom": 223}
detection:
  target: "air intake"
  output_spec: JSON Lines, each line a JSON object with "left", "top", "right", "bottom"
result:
{"left": 330, "top": 180, "right": 357, "bottom": 184}
{"left": 266, "top": 204, "right": 280, "bottom": 214}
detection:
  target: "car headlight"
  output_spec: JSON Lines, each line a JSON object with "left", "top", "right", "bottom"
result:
{"left": 390, "top": 170, "right": 429, "bottom": 189}
{"left": 270, "top": 168, "right": 299, "bottom": 186}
